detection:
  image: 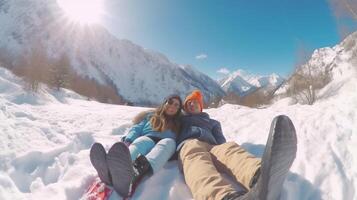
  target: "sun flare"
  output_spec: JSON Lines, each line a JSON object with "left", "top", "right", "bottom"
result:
{"left": 57, "top": 0, "right": 104, "bottom": 25}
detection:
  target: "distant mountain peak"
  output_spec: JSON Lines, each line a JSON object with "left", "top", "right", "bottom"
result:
{"left": 219, "top": 69, "right": 285, "bottom": 96}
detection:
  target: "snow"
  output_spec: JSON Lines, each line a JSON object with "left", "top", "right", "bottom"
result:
{"left": 1, "top": 0, "right": 357, "bottom": 198}
{"left": 1, "top": 56, "right": 357, "bottom": 200}
{"left": 219, "top": 69, "right": 285, "bottom": 96}
{"left": 0, "top": 0, "right": 225, "bottom": 106}
{"left": 220, "top": 71, "right": 254, "bottom": 94}
{"left": 275, "top": 31, "right": 357, "bottom": 97}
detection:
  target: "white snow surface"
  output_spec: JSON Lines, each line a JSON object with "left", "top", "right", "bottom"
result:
{"left": 1, "top": 58, "right": 357, "bottom": 200}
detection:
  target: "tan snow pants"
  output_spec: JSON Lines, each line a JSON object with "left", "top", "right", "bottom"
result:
{"left": 178, "top": 139, "right": 261, "bottom": 200}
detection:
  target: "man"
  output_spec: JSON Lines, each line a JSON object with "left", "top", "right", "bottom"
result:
{"left": 177, "top": 90, "right": 297, "bottom": 200}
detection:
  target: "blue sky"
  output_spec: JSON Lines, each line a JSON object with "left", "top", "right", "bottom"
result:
{"left": 102, "top": 0, "right": 348, "bottom": 79}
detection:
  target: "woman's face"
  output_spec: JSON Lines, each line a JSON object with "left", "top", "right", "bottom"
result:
{"left": 186, "top": 99, "right": 201, "bottom": 114}
{"left": 164, "top": 98, "right": 181, "bottom": 116}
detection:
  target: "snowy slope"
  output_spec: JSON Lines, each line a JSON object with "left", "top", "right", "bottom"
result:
{"left": 1, "top": 51, "right": 357, "bottom": 200}
{"left": 275, "top": 31, "right": 357, "bottom": 96}
{"left": 219, "top": 69, "right": 285, "bottom": 96}
{"left": 0, "top": 0, "right": 225, "bottom": 105}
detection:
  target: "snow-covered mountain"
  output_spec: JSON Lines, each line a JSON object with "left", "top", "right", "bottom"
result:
{"left": 275, "top": 31, "right": 357, "bottom": 96}
{"left": 0, "top": 0, "right": 225, "bottom": 105}
{"left": 219, "top": 71, "right": 255, "bottom": 96}
{"left": 219, "top": 69, "right": 285, "bottom": 96}
{"left": 1, "top": 48, "right": 357, "bottom": 199}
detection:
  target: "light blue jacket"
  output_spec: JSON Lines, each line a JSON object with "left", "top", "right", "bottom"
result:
{"left": 124, "top": 113, "right": 177, "bottom": 143}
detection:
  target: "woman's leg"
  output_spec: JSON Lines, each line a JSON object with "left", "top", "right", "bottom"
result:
{"left": 145, "top": 138, "right": 176, "bottom": 173}
{"left": 129, "top": 136, "right": 155, "bottom": 161}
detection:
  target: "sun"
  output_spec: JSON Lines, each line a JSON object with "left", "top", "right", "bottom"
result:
{"left": 57, "top": 0, "right": 104, "bottom": 25}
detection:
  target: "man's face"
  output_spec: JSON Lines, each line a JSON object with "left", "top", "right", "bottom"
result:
{"left": 186, "top": 99, "right": 201, "bottom": 114}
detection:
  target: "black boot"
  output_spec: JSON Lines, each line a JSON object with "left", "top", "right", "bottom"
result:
{"left": 222, "top": 191, "right": 247, "bottom": 200}
{"left": 222, "top": 168, "right": 260, "bottom": 200}
{"left": 224, "top": 115, "right": 297, "bottom": 200}
{"left": 89, "top": 143, "right": 112, "bottom": 185}
{"left": 249, "top": 167, "right": 261, "bottom": 189}
{"left": 124, "top": 154, "right": 153, "bottom": 197}
{"left": 248, "top": 115, "right": 297, "bottom": 200}
{"left": 107, "top": 142, "right": 134, "bottom": 198}
{"left": 132, "top": 154, "right": 153, "bottom": 186}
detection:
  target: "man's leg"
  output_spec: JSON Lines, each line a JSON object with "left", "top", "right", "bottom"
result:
{"left": 179, "top": 139, "right": 236, "bottom": 200}
{"left": 210, "top": 142, "right": 261, "bottom": 191}
{"left": 223, "top": 115, "right": 297, "bottom": 200}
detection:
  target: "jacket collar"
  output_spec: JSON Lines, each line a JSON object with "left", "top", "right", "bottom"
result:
{"left": 183, "top": 111, "right": 210, "bottom": 118}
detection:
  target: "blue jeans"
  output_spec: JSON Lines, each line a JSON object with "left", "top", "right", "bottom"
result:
{"left": 128, "top": 136, "right": 176, "bottom": 173}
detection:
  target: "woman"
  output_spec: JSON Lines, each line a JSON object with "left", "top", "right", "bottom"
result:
{"left": 89, "top": 94, "right": 182, "bottom": 197}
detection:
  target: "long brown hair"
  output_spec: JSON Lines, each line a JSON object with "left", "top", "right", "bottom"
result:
{"left": 150, "top": 97, "right": 182, "bottom": 135}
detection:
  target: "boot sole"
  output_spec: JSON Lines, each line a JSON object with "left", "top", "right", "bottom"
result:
{"left": 256, "top": 115, "right": 297, "bottom": 200}
{"left": 89, "top": 143, "right": 112, "bottom": 185}
{"left": 107, "top": 142, "right": 134, "bottom": 198}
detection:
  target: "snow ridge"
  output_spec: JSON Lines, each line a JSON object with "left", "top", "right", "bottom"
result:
{"left": 219, "top": 69, "right": 285, "bottom": 96}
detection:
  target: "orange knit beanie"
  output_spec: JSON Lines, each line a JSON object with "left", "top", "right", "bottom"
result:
{"left": 184, "top": 90, "right": 203, "bottom": 112}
